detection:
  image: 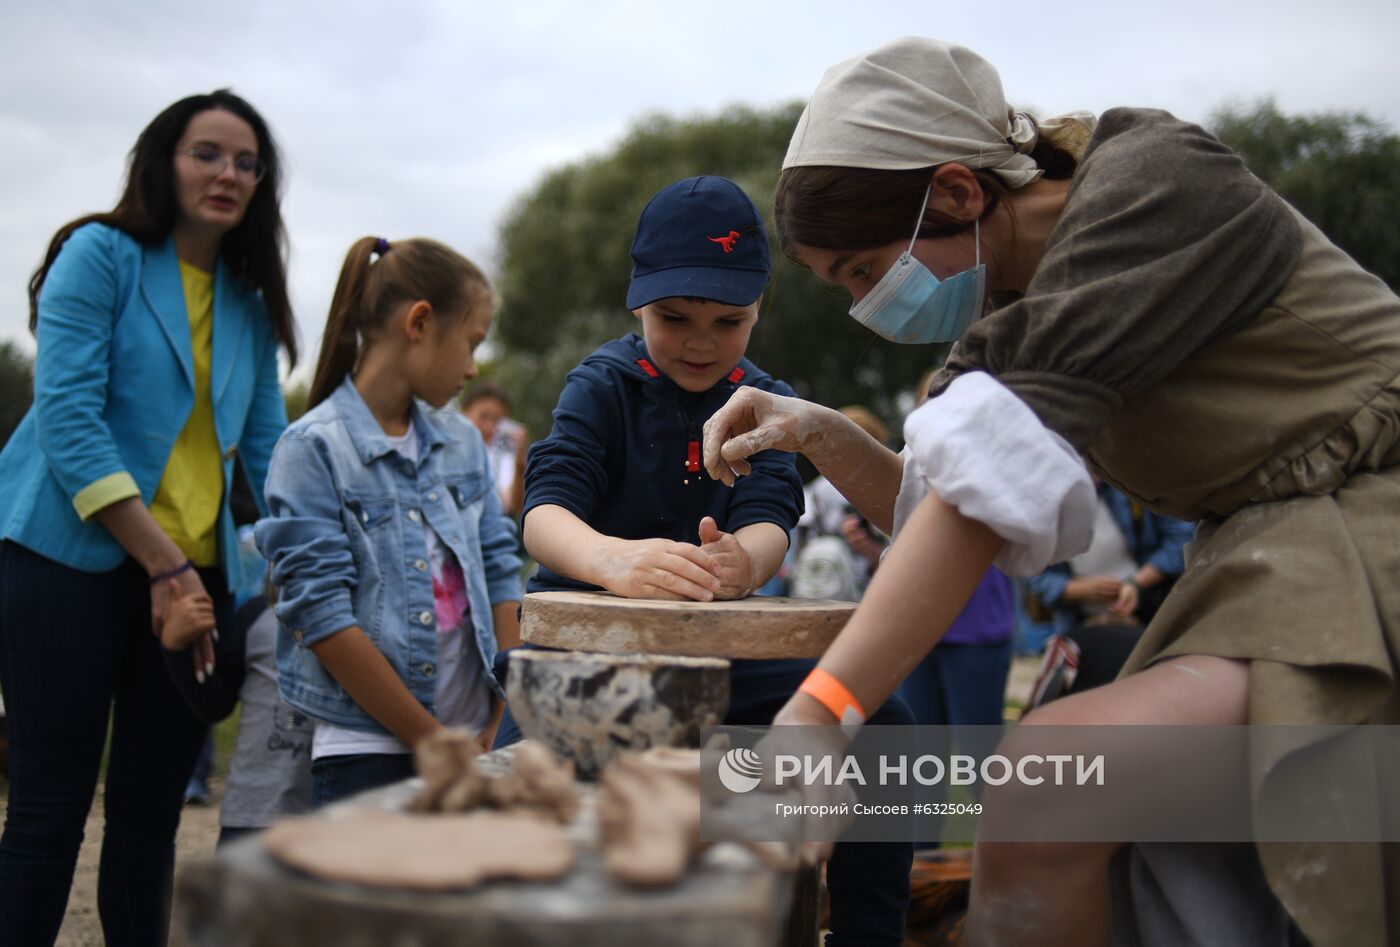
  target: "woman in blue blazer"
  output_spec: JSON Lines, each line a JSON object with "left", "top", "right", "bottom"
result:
{"left": 0, "top": 90, "right": 296, "bottom": 946}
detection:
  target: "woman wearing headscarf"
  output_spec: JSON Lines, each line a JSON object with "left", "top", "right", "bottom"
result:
{"left": 704, "top": 36, "right": 1398, "bottom": 947}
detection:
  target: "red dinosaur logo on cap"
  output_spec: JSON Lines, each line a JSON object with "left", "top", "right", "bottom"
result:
{"left": 708, "top": 230, "right": 741, "bottom": 253}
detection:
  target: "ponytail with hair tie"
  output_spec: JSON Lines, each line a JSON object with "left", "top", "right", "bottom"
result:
{"left": 306, "top": 234, "right": 492, "bottom": 410}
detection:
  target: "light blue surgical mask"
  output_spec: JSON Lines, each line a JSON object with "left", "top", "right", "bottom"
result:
{"left": 848, "top": 187, "right": 986, "bottom": 345}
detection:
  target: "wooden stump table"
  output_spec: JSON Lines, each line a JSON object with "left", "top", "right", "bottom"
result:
{"left": 514, "top": 591, "right": 857, "bottom": 945}
{"left": 174, "top": 745, "right": 802, "bottom": 947}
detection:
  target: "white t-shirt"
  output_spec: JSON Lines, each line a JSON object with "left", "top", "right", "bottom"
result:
{"left": 313, "top": 422, "right": 494, "bottom": 759}
{"left": 1066, "top": 495, "right": 1139, "bottom": 619}
{"left": 1070, "top": 496, "right": 1138, "bottom": 582}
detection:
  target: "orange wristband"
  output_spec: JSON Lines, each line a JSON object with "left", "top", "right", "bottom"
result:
{"left": 798, "top": 668, "right": 867, "bottom": 729}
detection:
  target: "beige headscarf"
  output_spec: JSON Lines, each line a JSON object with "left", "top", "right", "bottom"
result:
{"left": 784, "top": 37, "right": 1097, "bottom": 188}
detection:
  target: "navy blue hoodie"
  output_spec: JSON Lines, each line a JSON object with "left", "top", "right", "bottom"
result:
{"left": 524, "top": 333, "right": 804, "bottom": 593}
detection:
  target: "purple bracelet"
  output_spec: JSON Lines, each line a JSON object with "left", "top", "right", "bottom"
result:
{"left": 148, "top": 558, "right": 195, "bottom": 586}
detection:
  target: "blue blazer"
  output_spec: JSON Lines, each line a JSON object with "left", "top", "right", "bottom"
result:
{"left": 0, "top": 223, "right": 287, "bottom": 587}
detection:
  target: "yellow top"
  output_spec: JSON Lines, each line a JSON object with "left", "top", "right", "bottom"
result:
{"left": 149, "top": 262, "right": 224, "bottom": 565}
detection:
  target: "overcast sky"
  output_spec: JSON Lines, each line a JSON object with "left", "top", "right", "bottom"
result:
{"left": 4, "top": 0, "right": 1398, "bottom": 376}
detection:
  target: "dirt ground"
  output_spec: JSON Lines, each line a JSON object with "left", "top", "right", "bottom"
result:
{"left": 4, "top": 654, "right": 1041, "bottom": 945}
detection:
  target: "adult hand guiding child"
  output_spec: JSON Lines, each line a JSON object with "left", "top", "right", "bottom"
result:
{"left": 704, "top": 36, "right": 1400, "bottom": 947}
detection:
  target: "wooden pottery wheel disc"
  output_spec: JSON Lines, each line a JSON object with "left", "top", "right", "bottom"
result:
{"left": 521, "top": 592, "right": 857, "bottom": 659}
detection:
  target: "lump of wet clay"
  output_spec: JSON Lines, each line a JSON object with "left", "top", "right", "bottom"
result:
{"left": 603, "top": 746, "right": 804, "bottom": 880}
{"left": 263, "top": 810, "right": 575, "bottom": 890}
{"left": 410, "top": 730, "right": 580, "bottom": 824}
{"left": 485, "top": 740, "right": 580, "bottom": 824}
{"left": 598, "top": 753, "right": 703, "bottom": 887}
{"left": 410, "top": 728, "right": 487, "bottom": 813}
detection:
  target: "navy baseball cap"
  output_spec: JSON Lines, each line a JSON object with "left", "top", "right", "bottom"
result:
{"left": 626, "top": 176, "right": 771, "bottom": 309}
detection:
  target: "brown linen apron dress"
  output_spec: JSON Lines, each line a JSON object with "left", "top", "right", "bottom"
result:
{"left": 1099, "top": 211, "right": 1400, "bottom": 947}
{"left": 931, "top": 108, "right": 1400, "bottom": 946}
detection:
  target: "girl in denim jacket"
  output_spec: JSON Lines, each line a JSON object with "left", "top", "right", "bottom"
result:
{"left": 256, "top": 237, "right": 522, "bottom": 806}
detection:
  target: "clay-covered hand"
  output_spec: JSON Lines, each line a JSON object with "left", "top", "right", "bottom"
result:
{"left": 594, "top": 537, "right": 721, "bottom": 602}
{"left": 696, "top": 516, "right": 754, "bottom": 599}
{"left": 702, "top": 387, "right": 833, "bottom": 486}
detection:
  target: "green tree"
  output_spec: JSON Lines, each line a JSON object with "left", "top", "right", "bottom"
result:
{"left": 1211, "top": 99, "right": 1400, "bottom": 291}
{"left": 0, "top": 341, "right": 34, "bottom": 451}
{"left": 491, "top": 104, "right": 942, "bottom": 444}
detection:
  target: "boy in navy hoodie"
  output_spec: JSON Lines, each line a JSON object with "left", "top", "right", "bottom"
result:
{"left": 502, "top": 176, "right": 913, "bottom": 946}
{"left": 523, "top": 175, "right": 800, "bottom": 600}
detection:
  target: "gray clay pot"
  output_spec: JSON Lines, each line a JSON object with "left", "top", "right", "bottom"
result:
{"left": 505, "top": 651, "right": 731, "bottom": 779}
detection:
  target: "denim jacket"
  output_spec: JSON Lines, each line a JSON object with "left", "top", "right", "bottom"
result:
{"left": 255, "top": 377, "right": 521, "bottom": 731}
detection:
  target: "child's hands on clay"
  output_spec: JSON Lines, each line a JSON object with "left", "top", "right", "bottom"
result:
{"left": 697, "top": 516, "right": 755, "bottom": 600}
{"left": 595, "top": 537, "right": 722, "bottom": 602}
{"left": 159, "top": 577, "right": 216, "bottom": 651}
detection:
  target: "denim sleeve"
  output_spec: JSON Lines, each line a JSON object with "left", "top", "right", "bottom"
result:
{"left": 1144, "top": 513, "right": 1194, "bottom": 577}
{"left": 522, "top": 372, "right": 615, "bottom": 523}
{"left": 1027, "top": 562, "right": 1071, "bottom": 607}
{"left": 726, "top": 380, "right": 804, "bottom": 535}
{"left": 30, "top": 225, "right": 133, "bottom": 516}
{"left": 238, "top": 320, "right": 288, "bottom": 518}
{"left": 254, "top": 432, "right": 359, "bottom": 646}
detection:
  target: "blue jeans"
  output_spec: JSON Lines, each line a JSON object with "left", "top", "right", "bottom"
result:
{"left": 897, "top": 639, "right": 1012, "bottom": 729}
{"left": 310, "top": 752, "right": 417, "bottom": 808}
{"left": 495, "top": 650, "right": 914, "bottom": 947}
{"left": 0, "top": 541, "right": 225, "bottom": 947}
